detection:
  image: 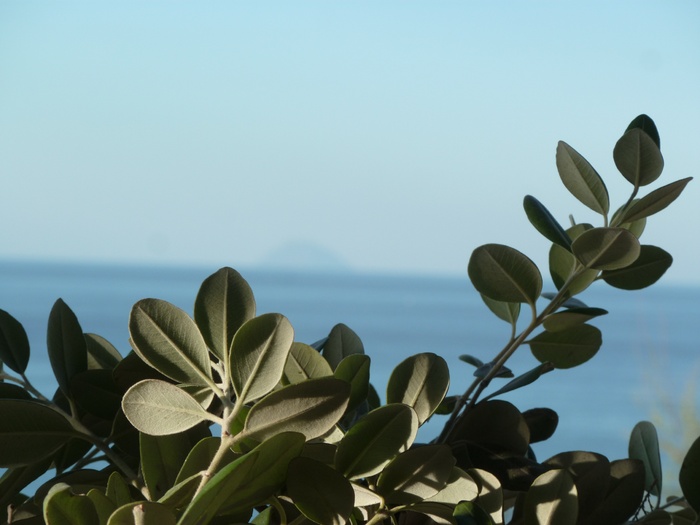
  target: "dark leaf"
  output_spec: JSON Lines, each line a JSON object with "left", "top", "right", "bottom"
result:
{"left": 482, "top": 362, "right": 554, "bottom": 402}
{"left": 468, "top": 244, "right": 542, "bottom": 305}
{"left": 84, "top": 333, "right": 122, "bottom": 370}
{"left": 0, "top": 309, "right": 30, "bottom": 374}
{"left": 528, "top": 324, "right": 602, "bottom": 369}
{"left": 614, "top": 128, "right": 664, "bottom": 188}
{"left": 571, "top": 227, "right": 641, "bottom": 270}
{"left": 556, "top": 141, "right": 609, "bottom": 215}
{"left": 626, "top": 114, "right": 660, "bottom": 148}
{"left": 523, "top": 195, "right": 572, "bottom": 250}
{"left": 322, "top": 323, "right": 364, "bottom": 370}
{"left": 617, "top": 177, "right": 692, "bottom": 224}
{"left": 680, "top": 435, "right": 700, "bottom": 512}
{"left": 47, "top": 299, "right": 88, "bottom": 396}
{"left": 602, "top": 245, "right": 673, "bottom": 290}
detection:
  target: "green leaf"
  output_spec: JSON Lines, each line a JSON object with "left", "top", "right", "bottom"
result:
{"left": 542, "top": 307, "right": 608, "bottom": 332}
{"left": 524, "top": 469, "right": 578, "bottom": 525}
{"left": 0, "top": 309, "right": 30, "bottom": 374}
{"left": 87, "top": 489, "right": 117, "bottom": 525}
{"left": 617, "top": 177, "right": 692, "bottom": 224}
{"left": 44, "top": 483, "right": 100, "bottom": 525}
{"left": 626, "top": 114, "right": 660, "bottom": 148}
{"left": 614, "top": 128, "right": 664, "bottom": 188}
{"left": 106, "top": 472, "right": 135, "bottom": 507}
{"left": 387, "top": 353, "right": 449, "bottom": 425}
{"left": 194, "top": 267, "right": 256, "bottom": 363}
{"left": 482, "top": 362, "right": 554, "bottom": 402}
{"left": 466, "top": 468, "right": 503, "bottom": 525}
{"left": 230, "top": 313, "right": 294, "bottom": 404}
{"left": 680, "top": 435, "right": 700, "bottom": 512}
{"left": 468, "top": 244, "right": 542, "bottom": 305}
{"left": 544, "top": 451, "right": 610, "bottom": 517}
{"left": 528, "top": 324, "right": 602, "bottom": 369}
{"left": 523, "top": 195, "right": 572, "bottom": 250}
{"left": 480, "top": 295, "right": 520, "bottom": 326}
{"left": 70, "top": 369, "right": 122, "bottom": 420}
{"left": 556, "top": 141, "right": 609, "bottom": 215}
{"left": 287, "top": 457, "right": 354, "bottom": 525}
{"left": 240, "top": 377, "right": 350, "bottom": 444}
{"left": 282, "top": 342, "right": 333, "bottom": 385}
{"left": 0, "top": 382, "right": 32, "bottom": 400}
{"left": 129, "top": 299, "right": 213, "bottom": 386}
{"left": 322, "top": 323, "right": 364, "bottom": 370}
{"left": 141, "top": 432, "right": 201, "bottom": 501}
{"left": 548, "top": 223, "right": 598, "bottom": 295}
{"left": 122, "top": 380, "right": 211, "bottom": 436}
{"left": 48, "top": 299, "right": 88, "bottom": 396}
{"left": 84, "top": 334, "right": 122, "bottom": 370}
{"left": 629, "top": 421, "right": 662, "bottom": 498}
{"left": 426, "top": 468, "right": 479, "bottom": 506}
{"left": 158, "top": 472, "right": 202, "bottom": 509}
{"left": 583, "top": 459, "right": 645, "bottom": 525}
{"left": 459, "top": 354, "right": 484, "bottom": 368}
{"left": 107, "top": 502, "right": 176, "bottom": 525}
{"left": 602, "top": 245, "right": 673, "bottom": 290}
{"left": 377, "top": 444, "right": 456, "bottom": 504}
{"left": 0, "top": 399, "right": 78, "bottom": 467}
{"left": 334, "top": 354, "right": 370, "bottom": 412}
{"left": 175, "top": 437, "right": 234, "bottom": 484}
{"left": 179, "top": 432, "right": 304, "bottom": 525}
{"left": 453, "top": 501, "right": 495, "bottom": 525}
{"left": 335, "top": 404, "right": 418, "bottom": 479}
{"left": 571, "top": 227, "right": 641, "bottom": 270}
{"left": 403, "top": 502, "right": 459, "bottom": 525}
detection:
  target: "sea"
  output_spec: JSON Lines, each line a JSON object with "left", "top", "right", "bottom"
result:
{"left": 1, "top": 260, "right": 698, "bottom": 493}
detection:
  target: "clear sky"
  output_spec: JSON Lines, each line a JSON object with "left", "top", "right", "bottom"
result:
{"left": 1, "top": 2, "right": 699, "bottom": 283}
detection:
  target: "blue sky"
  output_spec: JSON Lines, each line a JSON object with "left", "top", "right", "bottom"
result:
{"left": 1, "top": 2, "right": 699, "bottom": 283}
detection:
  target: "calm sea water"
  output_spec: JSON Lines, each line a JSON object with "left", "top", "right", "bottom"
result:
{"left": 1, "top": 260, "right": 698, "bottom": 479}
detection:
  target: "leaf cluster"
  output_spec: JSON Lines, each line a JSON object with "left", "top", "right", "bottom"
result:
{"left": 0, "top": 115, "right": 697, "bottom": 525}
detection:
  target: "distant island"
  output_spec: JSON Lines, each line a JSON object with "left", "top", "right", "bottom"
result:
{"left": 258, "top": 241, "right": 351, "bottom": 273}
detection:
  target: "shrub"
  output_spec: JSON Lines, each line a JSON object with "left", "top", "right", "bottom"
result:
{"left": 0, "top": 115, "right": 697, "bottom": 525}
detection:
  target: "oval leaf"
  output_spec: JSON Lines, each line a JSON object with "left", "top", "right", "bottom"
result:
{"left": 335, "top": 404, "right": 419, "bottom": 479}
{"left": 629, "top": 421, "right": 662, "bottom": 498}
{"left": 69, "top": 369, "right": 122, "bottom": 420}
{"left": 387, "top": 353, "right": 450, "bottom": 425}
{"left": 287, "top": 457, "right": 354, "bottom": 525}
{"left": 556, "top": 141, "right": 609, "bottom": 215}
{"left": 0, "top": 309, "right": 30, "bottom": 374}
{"left": 626, "top": 114, "right": 660, "bottom": 148}
{"left": 241, "top": 377, "right": 350, "bottom": 443}
{"left": 48, "top": 299, "right": 88, "bottom": 396}
{"left": 194, "top": 267, "right": 256, "bottom": 362}
{"left": 129, "top": 299, "right": 212, "bottom": 386}
{"left": 0, "top": 399, "right": 78, "bottom": 467}
{"left": 528, "top": 324, "right": 602, "bottom": 369}
{"left": 571, "top": 227, "right": 641, "bottom": 270}
{"left": 283, "top": 342, "right": 333, "bottom": 385}
{"left": 618, "top": 177, "right": 692, "bottom": 224}
{"left": 322, "top": 323, "right": 364, "bottom": 370}
{"left": 122, "top": 379, "right": 211, "bottom": 436}
{"left": 614, "top": 128, "right": 664, "bottom": 188}
{"left": 468, "top": 244, "right": 542, "bottom": 305}
{"left": 334, "top": 354, "right": 371, "bottom": 412}
{"left": 84, "top": 333, "right": 122, "bottom": 370}
{"left": 523, "top": 195, "right": 572, "bottom": 249}
{"left": 480, "top": 295, "right": 520, "bottom": 326}
{"left": 230, "top": 313, "right": 294, "bottom": 404}
{"left": 602, "top": 245, "right": 673, "bottom": 290}
{"left": 524, "top": 469, "right": 578, "bottom": 525}
{"left": 44, "top": 483, "right": 99, "bottom": 525}
{"left": 542, "top": 307, "right": 608, "bottom": 332}
{"left": 377, "top": 444, "right": 456, "bottom": 504}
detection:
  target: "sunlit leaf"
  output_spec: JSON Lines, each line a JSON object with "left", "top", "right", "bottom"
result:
{"left": 468, "top": 244, "right": 542, "bottom": 305}
{"left": 194, "top": 267, "right": 256, "bottom": 362}
{"left": 523, "top": 195, "right": 572, "bottom": 249}
{"left": 571, "top": 227, "right": 640, "bottom": 270}
{"left": 402, "top": 501, "right": 458, "bottom": 525}
{"left": 43, "top": 483, "right": 99, "bottom": 525}
{"left": 107, "top": 501, "right": 176, "bottom": 525}
{"left": 387, "top": 353, "right": 449, "bottom": 425}
{"left": 614, "top": 127, "right": 664, "bottom": 188}
{"left": 335, "top": 404, "right": 418, "bottom": 479}
{"left": 602, "top": 245, "right": 673, "bottom": 290}
{"left": 480, "top": 295, "right": 520, "bottom": 326}
{"left": 629, "top": 421, "right": 662, "bottom": 498}
{"left": 240, "top": 377, "right": 350, "bottom": 444}
{"left": 556, "top": 141, "right": 609, "bottom": 215}
{"left": 230, "top": 313, "right": 294, "bottom": 404}
{"left": 542, "top": 307, "right": 607, "bottom": 332}
{"left": 680, "top": 435, "right": 700, "bottom": 512}
{"left": 545, "top": 451, "right": 609, "bottom": 520}
{"left": 48, "top": 299, "right": 88, "bottom": 396}
{"left": 129, "top": 299, "right": 212, "bottom": 386}
{"left": 528, "top": 324, "right": 601, "bottom": 369}
{"left": 175, "top": 437, "right": 234, "bottom": 484}
{"left": 466, "top": 468, "right": 503, "bottom": 525}
{"left": 287, "top": 457, "right": 354, "bottom": 525}
{"left": 426, "top": 467, "right": 479, "bottom": 506}
{"left": 377, "top": 444, "right": 455, "bottom": 504}
{"left": 106, "top": 472, "right": 134, "bottom": 507}
{"left": 322, "top": 323, "right": 364, "bottom": 370}
{"left": 617, "top": 177, "right": 692, "bottom": 224}
{"left": 87, "top": 488, "right": 116, "bottom": 525}
{"left": 0, "top": 399, "right": 79, "bottom": 467}
{"left": 334, "top": 354, "right": 370, "bottom": 412}
{"left": 122, "top": 379, "right": 211, "bottom": 436}
{"left": 0, "top": 309, "right": 30, "bottom": 374}
{"left": 524, "top": 469, "right": 578, "bottom": 525}
{"left": 283, "top": 342, "right": 333, "bottom": 385}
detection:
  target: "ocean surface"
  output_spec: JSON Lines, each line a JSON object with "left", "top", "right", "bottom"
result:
{"left": 1, "top": 260, "right": 699, "bottom": 489}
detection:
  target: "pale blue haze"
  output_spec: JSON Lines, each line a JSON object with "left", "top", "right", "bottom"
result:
{"left": 1, "top": 2, "right": 699, "bottom": 281}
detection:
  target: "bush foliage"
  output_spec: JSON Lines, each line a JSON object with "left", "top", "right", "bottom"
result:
{"left": 0, "top": 115, "right": 697, "bottom": 525}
